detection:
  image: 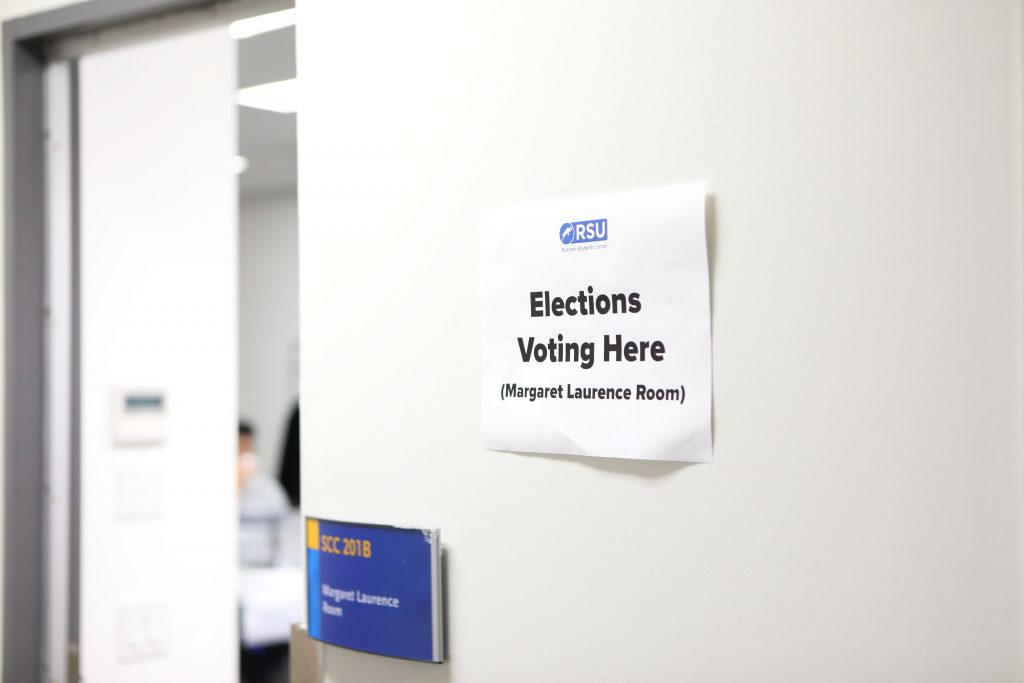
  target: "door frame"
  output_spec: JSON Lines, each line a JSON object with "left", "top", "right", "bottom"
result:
{"left": 3, "top": 2, "right": 256, "bottom": 679}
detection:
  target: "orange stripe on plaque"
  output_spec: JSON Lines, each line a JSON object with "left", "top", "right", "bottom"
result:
{"left": 306, "top": 518, "right": 320, "bottom": 550}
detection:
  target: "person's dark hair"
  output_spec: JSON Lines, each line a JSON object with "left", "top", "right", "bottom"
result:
{"left": 278, "top": 404, "right": 300, "bottom": 506}
{"left": 239, "top": 420, "right": 255, "bottom": 438}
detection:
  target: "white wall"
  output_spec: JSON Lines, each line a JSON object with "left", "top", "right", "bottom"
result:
{"left": 297, "top": 1, "right": 1024, "bottom": 681}
{"left": 78, "top": 27, "right": 238, "bottom": 683}
{"left": 240, "top": 191, "right": 299, "bottom": 477}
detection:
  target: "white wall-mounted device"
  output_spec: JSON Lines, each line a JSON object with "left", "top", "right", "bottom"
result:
{"left": 110, "top": 388, "right": 167, "bottom": 446}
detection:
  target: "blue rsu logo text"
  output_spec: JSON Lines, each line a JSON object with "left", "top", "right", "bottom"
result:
{"left": 560, "top": 219, "right": 608, "bottom": 245}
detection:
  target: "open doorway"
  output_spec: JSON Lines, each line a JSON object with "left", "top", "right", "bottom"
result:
{"left": 234, "top": 9, "right": 302, "bottom": 683}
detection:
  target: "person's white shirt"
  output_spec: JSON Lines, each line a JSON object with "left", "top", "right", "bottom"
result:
{"left": 239, "top": 467, "right": 290, "bottom": 567}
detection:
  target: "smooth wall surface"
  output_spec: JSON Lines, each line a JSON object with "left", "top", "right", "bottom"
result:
{"left": 240, "top": 191, "right": 299, "bottom": 477}
{"left": 298, "top": 1, "right": 1024, "bottom": 680}
{"left": 79, "top": 27, "right": 238, "bottom": 683}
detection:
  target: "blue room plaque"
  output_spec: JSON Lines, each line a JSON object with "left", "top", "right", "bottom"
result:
{"left": 305, "top": 517, "right": 443, "bottom": 662}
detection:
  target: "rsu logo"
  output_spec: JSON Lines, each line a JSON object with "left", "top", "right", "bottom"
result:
{"left": 559, "top": 219, "right": 608, "bottom": 245}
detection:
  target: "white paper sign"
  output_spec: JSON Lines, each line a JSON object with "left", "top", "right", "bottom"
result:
{"left": 480, "top": 182, "right": 712, "bottom": 462}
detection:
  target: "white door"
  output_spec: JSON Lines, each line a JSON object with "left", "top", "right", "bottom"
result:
{"left": 77, "top": 26, "right": 238, "bottom": 683}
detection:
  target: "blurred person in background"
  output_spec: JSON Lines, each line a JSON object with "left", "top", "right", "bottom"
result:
{"left": 238, "top": 420, "right": 290, "bottom": 566}
{"left": 238, "top": 420, "right": 293, "bottom": 683}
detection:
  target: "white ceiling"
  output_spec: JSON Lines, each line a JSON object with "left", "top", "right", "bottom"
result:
{"left": 237, "top": 26, "right": 296, "bottom": 199}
